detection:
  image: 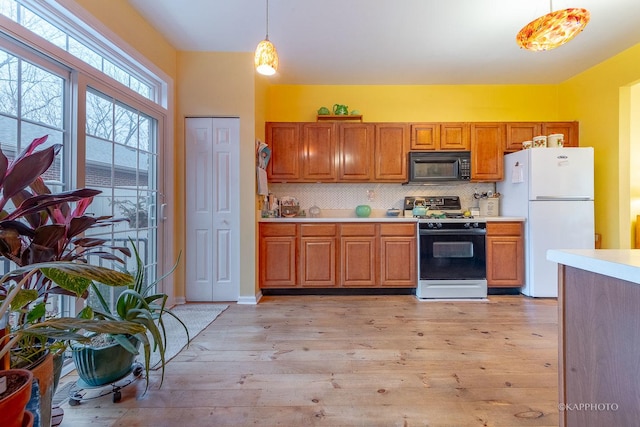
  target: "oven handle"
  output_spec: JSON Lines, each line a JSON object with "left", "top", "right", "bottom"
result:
{"left": 419, "top": 229, "right": 486, "bottom": 236}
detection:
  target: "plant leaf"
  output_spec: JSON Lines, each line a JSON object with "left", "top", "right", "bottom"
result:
{"left": 40, "top": 267, "right": 92, "bottom": 297}
{"left": 2, "top": 144, "right": 60, "bottom": 202}
{"left": 9, "top": 289, "right": 39, "bottom": 310}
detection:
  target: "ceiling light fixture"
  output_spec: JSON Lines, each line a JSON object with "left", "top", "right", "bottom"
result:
{"left": 516, "top": 1, "right": 590, "bottom": 51}
{"left": 255, "top": 0, "right": 279, "bottom": 75}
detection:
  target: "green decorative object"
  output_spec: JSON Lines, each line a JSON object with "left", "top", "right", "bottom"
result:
{"left": 355, "top": 205, "right": 372, "bottom": 218}
{"left": 317, "top": 106, "right": 330, "bottom": 115}
{"left": 333, "top": 104, "right": 348, "bottom": 115}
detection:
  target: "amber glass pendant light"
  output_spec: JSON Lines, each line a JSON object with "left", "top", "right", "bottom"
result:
{"left": 255, "top": 0, "right": 279, "bottom": 75}
{"left": 516, "top": 1, "right": 590, "bottom": 51}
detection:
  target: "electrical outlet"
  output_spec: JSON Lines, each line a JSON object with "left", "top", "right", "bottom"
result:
{"left": 367, "top": 189, "right": 375, "bottom": 201}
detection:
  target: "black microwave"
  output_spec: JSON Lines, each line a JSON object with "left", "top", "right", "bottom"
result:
{"left": 408, "top": 151, "right": 471, "bottom": 183}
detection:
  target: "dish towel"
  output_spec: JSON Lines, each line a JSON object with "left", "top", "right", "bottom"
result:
{"left": 257, "top": 166, "right": 269, "bottom": 195}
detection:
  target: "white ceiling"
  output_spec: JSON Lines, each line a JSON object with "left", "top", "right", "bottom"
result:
{"left": 126, "top": 0, "right": 640, "bottom": 85}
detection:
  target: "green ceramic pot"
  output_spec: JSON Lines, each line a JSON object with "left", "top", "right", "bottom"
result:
{"left": 72, "top": 335, "right": 139, "bottom": 387}
{"left": 355, "top": 205, "right": 371, "bottom": 218}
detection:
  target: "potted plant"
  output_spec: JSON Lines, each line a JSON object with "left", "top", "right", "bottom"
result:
{"left": 0, "top": 368, "right": 33, "bottom": 427}
{"left": 74, "top": 242, "right": 188, "bottom": 392}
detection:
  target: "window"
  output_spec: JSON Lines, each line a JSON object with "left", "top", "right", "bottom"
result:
{"left": 0, "top": 0, "right": 163, "bottom": 105}
{"left": 0, "top": 0, "right": 169, "bottom": 314}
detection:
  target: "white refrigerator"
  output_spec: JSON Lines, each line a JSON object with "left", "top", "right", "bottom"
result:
{"left": 496, "top": 147, "right": 594, "bottom": 297}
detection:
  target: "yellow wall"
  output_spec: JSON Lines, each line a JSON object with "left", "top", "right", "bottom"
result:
{"left": 266, "top": 85, "right": 565, "bottom": 122}
{"left": 73, "top": 0, "right": 177, "bottom": 79}
{"left": 559, "top": 43, "right": 640, "bottom": 248}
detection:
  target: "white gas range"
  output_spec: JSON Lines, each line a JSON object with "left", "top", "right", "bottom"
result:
{"left": 404, "top": 196, "right": 488, "bottom": 300}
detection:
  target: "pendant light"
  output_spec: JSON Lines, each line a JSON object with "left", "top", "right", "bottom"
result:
{"left": 255, "top": 0, "right": 279, "bottom": 75}
{"left": 516, "top": 1, "right": 590, "bottom": 51}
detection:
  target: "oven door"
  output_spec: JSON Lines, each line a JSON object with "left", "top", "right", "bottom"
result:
{"left": 419, "top": 228, "right": 486, "bottom": 280}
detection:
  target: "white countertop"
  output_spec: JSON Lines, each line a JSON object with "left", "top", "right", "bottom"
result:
{"left": 547, "top": 249, "right": 640, "bottom": 285}
{"left": 258, "top": 209, "right": 524, "bottom": 223}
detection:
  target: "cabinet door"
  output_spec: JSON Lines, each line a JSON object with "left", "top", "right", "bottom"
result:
{"left": 379, "top": 237, "right": 416, "bottom": 287}
{"left": 302, "top": 123, "right": 336, "bottom": 181}
{"left": 341, "top": 223, "right": 377, "bottom": 287}
{"left": 486, "top": 222, "right": 524, "bottom": 287}
{"left": 374, "top": 123, "right": 409, "bottom": 181}
{"left": 338, "top": 123, "right": 374, "bottom": 181}
{"left": 410, "top": 123, "right": 440, "bottom": 150}
{"left": 259, "top": 235, "right": 297, "bottom": 288}
{"left": 300, "top": 237, "right": 337, "bottom": 287}
{"left": 299, "top": 224, "right": 337, "bottom": 287}
{"left": 505, "top": 122, "right": 541, "bottom": 152}
{"left": 542, "top": 122, "right": 579, "bottom": 147}
{"left": 265, "top": 122, "right": 301, "bottom": 182}
{"left": 440, "top": 123, "right": 470, "bottom": 150}
{"left": 470, "top": 123, "right": 504, "bottom": 182}
{"left": 341, "top": 236, "right": 377, "bottom": 287}
{"left": 486, "top": 236, "right": 524, "bottom": 286}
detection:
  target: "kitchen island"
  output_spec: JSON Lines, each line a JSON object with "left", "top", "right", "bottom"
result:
{"left": 547, "top": 249, "right": 640, "bottom": 427}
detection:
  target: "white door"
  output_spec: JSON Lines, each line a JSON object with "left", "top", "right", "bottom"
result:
{"left": 529, "top": 148, "right": 594, "bottom": 199}
{"left": 185, "top": 117, "right": 240, "bottom": 301}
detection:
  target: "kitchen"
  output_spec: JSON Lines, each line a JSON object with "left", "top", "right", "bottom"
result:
{"left": 11, "top": 2, "right": 638, "bottom": 426}
{"left": 258, "top": 120, "right": 593, "bottom": 299}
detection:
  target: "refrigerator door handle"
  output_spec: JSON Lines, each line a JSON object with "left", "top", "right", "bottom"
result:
{"left": 534, "top": 196, "right": 592, "bottom": 201}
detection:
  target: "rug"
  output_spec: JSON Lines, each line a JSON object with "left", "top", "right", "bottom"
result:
{"left": 149, "top": 303, "right": 228, "bottom": 369}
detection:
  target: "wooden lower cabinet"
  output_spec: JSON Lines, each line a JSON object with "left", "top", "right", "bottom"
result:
{"left": 300, "top": 224, "right": 337, "bottom": 287}
{"left": 379, "top": 224, "right": 416, "bottom": 286}
{"left": 259, "top": 223, "right": 297, "bottom": 288}
{"left": 341, "top": 224, "right": 377, "bottom": 287}
{"left": 259, "top": 222, "right": 417, "bottom": 289}
{"left": 486, "top": 221, "right": 524, "bottom": 287}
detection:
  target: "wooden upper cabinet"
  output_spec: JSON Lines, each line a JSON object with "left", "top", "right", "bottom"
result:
{"left": 410, "top": 123, "right": 469, "bottom": 151}
{"left": 542, "top": 121, "right": 579, "bottom": 147}
{"left": 410, "top": 123, "right": 440, "bottom": 150}
{"left": 470, "top": 122, "right": 504, "bottom": 182}
{"left": 301, "top": 123, "right": 336, "bottom": 181}
{"left": 338, "top": 123, "right": 375, "bottom": 181}
{"left": 505, "top": 122, "right": 541, "bottom": 152}
{"left": 266, "top": 122, "right": 301, "bottom": 182}
{"left": 440, "top": 123, "right": 470, "bottom": 150}
{"left": 374, "top": 123, "right": 409, "bottom": 181}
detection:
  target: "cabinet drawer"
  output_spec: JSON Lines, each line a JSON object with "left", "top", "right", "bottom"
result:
{"left": 341, "top": 223, "right": 377, "bottom": 236}
{"left": 487, "top": 221, "right": 522, "bottom": 236}
{"left": 380, "top": 223, "right": 416, "bottom": 236}
{"left": 260, "top": 223, "right": 297, "bottom": 236}
{"left": 300, "top": 224, "right": 337, "bottom": 236}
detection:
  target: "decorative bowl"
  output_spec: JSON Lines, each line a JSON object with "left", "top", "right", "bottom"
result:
{"left": 386, "top": 208, "right": 401, "bottom": 217}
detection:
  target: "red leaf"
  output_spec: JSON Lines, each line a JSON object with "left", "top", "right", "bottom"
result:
{"left": 2, "top": 144, "right": 61, "bottom": 202}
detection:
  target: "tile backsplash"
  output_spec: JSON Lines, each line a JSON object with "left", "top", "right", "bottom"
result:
{"left": 268, "top": 182, "right": 496, "bottom": 212}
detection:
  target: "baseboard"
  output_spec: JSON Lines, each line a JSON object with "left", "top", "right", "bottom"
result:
{"left": 237, "top": 291, "right": 262, "bottom": 304}
{"left": 174, "top": 296, "right": 187, "bottom": 305}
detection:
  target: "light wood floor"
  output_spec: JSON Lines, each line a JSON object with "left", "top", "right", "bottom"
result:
{"left": 59, "top": 295, "right": 559, "bottom": 427}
